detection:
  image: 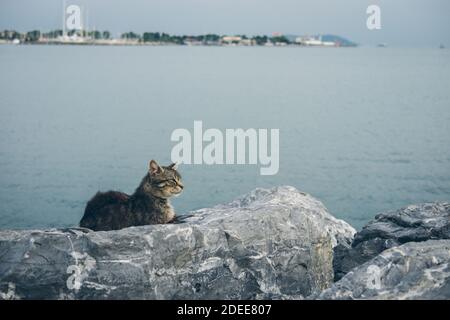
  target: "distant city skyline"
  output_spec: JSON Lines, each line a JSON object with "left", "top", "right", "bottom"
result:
{"left": 1, "top": 0, "right": 449, "bottom": 46}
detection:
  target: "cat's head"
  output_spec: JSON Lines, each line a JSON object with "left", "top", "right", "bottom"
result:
{"left": 142, "top": 160, "right": 184, "bottom": 199}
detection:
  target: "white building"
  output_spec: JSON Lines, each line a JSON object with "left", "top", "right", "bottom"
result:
{"left": 221, "top": 36, "right": 242, "bottom": 44}
{"left": 295, "top": 36, "right": 336, "bottom": 47}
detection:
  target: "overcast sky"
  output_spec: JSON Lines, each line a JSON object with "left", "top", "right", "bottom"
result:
{"left": 1, "top": 0, "right": 449, "bottom": 46}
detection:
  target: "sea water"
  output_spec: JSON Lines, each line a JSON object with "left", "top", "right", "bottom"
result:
{"left": 0, "top": 45, "right": 449, "bottom": 230}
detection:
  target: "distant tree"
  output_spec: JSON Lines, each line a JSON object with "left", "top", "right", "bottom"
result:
{"left": 253, "top": 35, "right": 268, "bottom": 45}
{"left": 121, "top": 32, "right": 141, "bottom": 40}
{"left": 51, "top": 30, "right": 63, "bottom": 38}
{"left": 160, "top": 33, "right": 171, "bottom": 42}
{"left": 102, "top": 31, "right": 110, "bottom": 39}
{"left": 25, "top": 30, "right": 40, "bottom": 42}
{"left": 2, "top": 30, "right": 23, "bottom": 40}
{"left": 143, "top": 32, "right": 160, "bottom": 42}
{"left": 270, "top": 35, "right": 290, "bottom": 44}
{"left": 42, "top": 30, "right": 61, "bottom": 39}
{"left": 170, "top": 36, "right": 184, "bottom": 44}
{"left": 88, "top": 30, "right": 101, "bottom": 39}
{"left": 204, "top": 34, "right": 220, "bottom": 42}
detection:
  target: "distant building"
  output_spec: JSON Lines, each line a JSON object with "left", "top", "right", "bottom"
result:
{"left": 295, "top": 36, "right": 336, "bottom": 47}
{"left": 220, "top": 36, "right": 255, "bottom": 46}
{"left": 240, "top": 39, "right": 255, "bottom": 46}
{"left": 221, "top": 36, "right": 242, "bottom": 44}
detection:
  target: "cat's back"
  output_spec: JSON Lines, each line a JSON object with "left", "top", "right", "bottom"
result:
{"left": 85, "top": 191, "right": 129, "bottom": 214}
{"left": 80, "top": 191, "right": 130, "bottom": 230}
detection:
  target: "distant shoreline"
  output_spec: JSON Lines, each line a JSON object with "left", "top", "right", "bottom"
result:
{"left": 0, "top": 42, "right": 356, "bottom": 48}
{"left": 0, "top": 40, "right": 357, "bottom": 48}
{"left": 0, "top": 30, "right": 358, "bottom": 47}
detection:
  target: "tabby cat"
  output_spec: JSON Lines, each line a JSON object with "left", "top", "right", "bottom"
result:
{"left": 79, "top": 160, "right": 183, "bottom": 231}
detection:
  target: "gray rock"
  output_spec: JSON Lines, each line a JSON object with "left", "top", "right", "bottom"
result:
{"left": 333, "top": 202, "right": 450, "bottom": 280}
{"left": 0, "top": 186, "right": 355, "bottom": 300}
{"left": 319, "top": 240, "right": 450, "bottom": 300}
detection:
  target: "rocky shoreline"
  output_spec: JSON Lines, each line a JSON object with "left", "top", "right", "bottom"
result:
{"left": 0, "top": 186, "right": 448, "bottom": 300}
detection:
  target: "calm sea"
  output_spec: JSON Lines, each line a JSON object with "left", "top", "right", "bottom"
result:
{"left": 0, "top": 45, "right": 449, "bottom": 230}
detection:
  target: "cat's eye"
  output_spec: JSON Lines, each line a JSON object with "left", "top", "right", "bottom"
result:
{"left": 164, "top": 179, "right": 176, "bottom": 186}
{"left": 155, "top": 179, "right": 178, "bottom": 188}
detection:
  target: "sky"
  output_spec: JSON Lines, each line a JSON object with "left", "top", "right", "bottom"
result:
{"left": 0, "top": 0, "right": 449, "bottom": 46}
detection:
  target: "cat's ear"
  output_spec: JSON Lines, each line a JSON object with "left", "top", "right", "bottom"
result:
{"left": 149, "top": 160, "right": 163, "bottom": 175}
{"left": 168, "top": 162, "right": 178, "bottom": 170}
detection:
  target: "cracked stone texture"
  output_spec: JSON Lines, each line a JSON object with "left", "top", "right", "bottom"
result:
{"left": 333, "top": 202, "right": 450, "bottom": 281}
{"left": 0, "top": 186, "right": 355, "bottom": 300}
{"left": 320, "top": 240, "right": 450, "bottom": 300}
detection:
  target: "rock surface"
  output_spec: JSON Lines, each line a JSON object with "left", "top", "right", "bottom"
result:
{"left": 320, "top": 240, "right": 450, "bottom": 300}
{"left": 0, "top": 186, "right": 355, "bottom": 300}
{"left": 333, "top": 202, "right": 450, "bottom": 280}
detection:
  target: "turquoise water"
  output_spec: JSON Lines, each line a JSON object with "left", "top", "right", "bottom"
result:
{"left": 0, "top": 45, "right": 449, "bottom": 230}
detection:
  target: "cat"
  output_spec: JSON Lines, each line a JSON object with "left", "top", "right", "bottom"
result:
{"left": 79, "top": 160, "right": 183, "bottom": 231}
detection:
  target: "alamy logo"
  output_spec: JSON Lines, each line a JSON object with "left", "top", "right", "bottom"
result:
{"left": 366, "top": 5, "right": 382, "bottom": 30}
{"left": 65, "top": 4, "right": 82, "bottom": 30}
{"left": 66, "top": 251, "right": 96, "bottom": 291}
{"left": 171, "top": 121, "right": 279, "bottom": 175}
